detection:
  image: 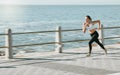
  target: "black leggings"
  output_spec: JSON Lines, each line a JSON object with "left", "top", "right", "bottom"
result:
{"left": 89, "top": 31, "right": 105, "bottom": 54}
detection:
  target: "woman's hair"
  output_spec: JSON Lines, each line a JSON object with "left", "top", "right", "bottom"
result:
{"left": 86, "top": 15, "right": 92, "bottom": 21}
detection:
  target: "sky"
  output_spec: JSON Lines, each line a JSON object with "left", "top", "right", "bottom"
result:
{"left": 0, "top": 0, "right": 120, "bottom": 5}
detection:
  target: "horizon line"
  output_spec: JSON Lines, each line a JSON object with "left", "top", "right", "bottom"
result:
{"left": 0, "top": 4, "right": 120, "bottom": 6}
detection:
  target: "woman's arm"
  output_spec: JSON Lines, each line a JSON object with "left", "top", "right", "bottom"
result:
{"left": 82, "top": 23, "right": 86, "bottom": 33}
{"left": 92, "top": 20, "right": 101, "bottom": 29}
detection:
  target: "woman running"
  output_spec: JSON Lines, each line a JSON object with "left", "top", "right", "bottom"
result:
{"left": 82, "top": 15, "right": 107, "bottom": 57}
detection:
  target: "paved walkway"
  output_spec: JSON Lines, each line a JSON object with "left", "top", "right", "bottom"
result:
{"left": 0, "top": 44, "right": 120, "bottom": 75}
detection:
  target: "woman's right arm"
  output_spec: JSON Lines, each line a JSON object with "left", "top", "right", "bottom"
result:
{"left": 82, "top": 23, "right": 86, "bottom": 33}
{"left": 92, "top": 20, "right": 101, "bottom": 30}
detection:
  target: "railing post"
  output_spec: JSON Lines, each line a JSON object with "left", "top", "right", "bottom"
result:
{"left": 55, "top": 26, "right": 62, "bottom": 53}
{"left": 100, "top": 24, "right": 104, "bottom": 45}
{"left": 5, "top": 29, "right": 13, "bottom": 59}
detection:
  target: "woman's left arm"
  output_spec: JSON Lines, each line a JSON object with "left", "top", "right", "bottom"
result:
{"left": 92, "top": 20, "right": 101, "bottom": 29}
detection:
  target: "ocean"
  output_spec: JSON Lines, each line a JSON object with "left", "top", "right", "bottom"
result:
{"left": 0, "top": 5, "right": 120, "bottom": 52}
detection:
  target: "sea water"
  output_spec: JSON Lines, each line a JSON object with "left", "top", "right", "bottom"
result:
{"left": 0, "top": 5, "right": 120, "bottom": 52}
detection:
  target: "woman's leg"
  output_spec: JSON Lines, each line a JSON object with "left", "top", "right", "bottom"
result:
{"left": 94, "top": 31, "right": 107, "bottom": 54}
{"left": 88, "top": 35, "right": 96, "bottom": 56}
{"left": 95, "top": 39, "right": 105, "bottom": 49}
{"left": 94, "top": 39, "right": 107, "bottom": 54}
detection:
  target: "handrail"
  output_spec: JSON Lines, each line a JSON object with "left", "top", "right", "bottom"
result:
{"left": 62, "top": 39, "right": 89, "bottom": 43}
{"left": 0, "top": 33, "right": 7, "bottom": 36}
{"left": 104, "top": 26, "right": 120, "bottom": 29}
{"left": 0, "top": 26, "right": 119, "bottom": 48}
{"left": 0, "top": 26, "right": 120, "bottom": 35}
{"left": 62, "top": 29, "right": 82, "bottom": 32}
{"left": 0, "top": 25, "right": 120, "bottom": 59}
{"left": 11, "top": 39, "right": 90, "bottom": 48}
{"left": 12, "top": 42, "right": 56, "bottom": 48}
{"left": 12, "top": 30, "right": 58, "bottom": 35}
{"left": 0, "top": 46, "right": 7, "bottom": 48}
{"left": 12, "top": 29, "right": 82, "bottom": 35}
{"left": 104, "top": 37, "right": 120, "bottom": 39}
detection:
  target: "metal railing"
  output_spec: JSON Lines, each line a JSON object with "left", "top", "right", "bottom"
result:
{"left": 0, "top": 25, "right": 120, "bottom": 59}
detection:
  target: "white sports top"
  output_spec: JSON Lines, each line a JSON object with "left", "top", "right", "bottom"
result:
{"left": 87, "top": 22, "right": 96, "bottom": 30}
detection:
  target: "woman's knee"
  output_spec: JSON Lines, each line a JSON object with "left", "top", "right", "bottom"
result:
{"left": 89, "top": 41, "right": 92, "bottom": 45}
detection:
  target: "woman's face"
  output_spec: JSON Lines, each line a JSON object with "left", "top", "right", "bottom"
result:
{"left": 85, "top": 17, "right": 90, "bottom": 22}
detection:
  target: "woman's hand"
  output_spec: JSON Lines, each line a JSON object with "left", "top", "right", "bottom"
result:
{"left": 98, "top": 27, "right": 101, "bottom": 30}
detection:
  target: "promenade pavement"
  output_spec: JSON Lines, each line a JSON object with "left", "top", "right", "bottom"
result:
{"left": 0, "top": 44, "right": 120, "bottom": 75}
